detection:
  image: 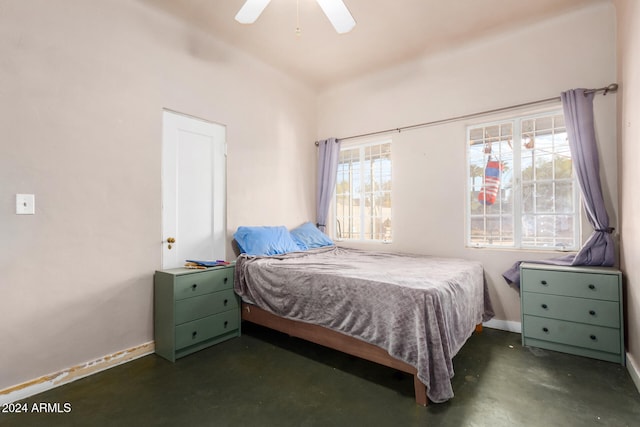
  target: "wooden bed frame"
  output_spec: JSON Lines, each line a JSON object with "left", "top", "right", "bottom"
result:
{"left": 241, "top": 302, "right": 483, "bottom": 406}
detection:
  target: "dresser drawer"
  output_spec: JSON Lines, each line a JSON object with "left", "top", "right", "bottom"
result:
{"left": 175, "top": 310, "right": 240, "bottom": 350}
{"left": 523, "top": 315, "right": 620, "bottom": 354}
{"left": 522, "top": 292, "right": 620, "bottom": 328}
{"left": 174, "top": 289, "right": 239, "bottom": 325}
{"left": 174, "top": 268, "right": 234, "bottom": 300}
{"left": 521, "top": 268, "right": 619, "bottom": 301}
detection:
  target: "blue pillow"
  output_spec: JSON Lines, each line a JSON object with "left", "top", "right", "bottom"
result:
{"left": 290, "top": 222, "right": 334, "bottom": 250}
{"left": 234, "top": 226, "right": 300, "bottom": 256}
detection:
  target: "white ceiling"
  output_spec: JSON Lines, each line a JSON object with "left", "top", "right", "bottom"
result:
{"left": 141, "top": 0, "right": 608, "bottom": 89}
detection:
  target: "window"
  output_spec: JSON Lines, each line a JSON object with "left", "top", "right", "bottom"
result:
{"left": 467, "top": 110, "right": 579, "bottom": 250}
{"left": 335, "top": 140, "right": 392, "bottom": 242}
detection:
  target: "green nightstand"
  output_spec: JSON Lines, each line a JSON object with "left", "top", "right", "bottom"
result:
{"left": 520, "top": 262, "right": 624, "bottom": 365}
{"left": 154, "top": 264, "right": 240, "bottom": 362}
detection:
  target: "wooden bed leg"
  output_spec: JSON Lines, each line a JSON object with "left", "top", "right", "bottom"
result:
{"left": 475, "top": 323, "right": 483, "bottom": 333}
{"left": 413, "top": 375, "right": 428, "bottom": 406}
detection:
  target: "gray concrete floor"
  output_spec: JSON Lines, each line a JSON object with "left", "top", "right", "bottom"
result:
{"left": 2, "top": 324, "right": 639, "bottom": 426}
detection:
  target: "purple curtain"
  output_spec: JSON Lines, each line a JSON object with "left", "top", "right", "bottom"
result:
{"left": 502, "top": 256, "right": 574, "bottom": 288}
{"left": 562, "top": 89, "right": 615, "bottom": 267}
{"left": 503, "top": 88, "right": 614, "bottom": 287}
{"left": 316, "top": 137, "right": 341, "bottom": 233}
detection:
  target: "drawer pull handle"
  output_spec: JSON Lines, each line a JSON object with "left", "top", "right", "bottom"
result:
{"left": 192, "top": 284, "right": 198, "bottom": 291}
{"left": 540, "top": 280, "right": 548, "bottom": 285}
{"left": 224, "top": 321, "right": 228, "bottom": 329}
{"left": 541, "top": 304, "right": 548, "bottom": 310}
{"left": 224, "top": 299, "right": 228, "bottom": 306}
{"left": 542, "top": 327, "right": 549, "bottom": 333}
{"left": 589, "top": 310, "right": 596, "bottom": 316}
{"left": 588, "top": 284, "right": 596, "bottom": 290}
{"left": 192, "top": 331, "right": 197, "bottom": 339}
{"left": 224, "top": 277, "right": 228, "bottom": 284}
{"left": 590, "top": 334, "right": 597, "bottom": 341}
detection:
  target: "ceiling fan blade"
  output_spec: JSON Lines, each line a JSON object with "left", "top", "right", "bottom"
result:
{"left": 235, "top": 0, "right": 272, "bottom": 24}
{"left": 315, "top": 0, "right": 356, "bottom": 34}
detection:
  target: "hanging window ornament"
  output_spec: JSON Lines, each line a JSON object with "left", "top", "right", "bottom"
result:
{"left": 478, "top": 156, "right": 503, "bottom": 206}
{"left": 524, "top": 134, "right": 535, "bottom": 149}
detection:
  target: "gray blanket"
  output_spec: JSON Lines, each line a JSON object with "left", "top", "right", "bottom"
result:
{"left": 234, "top": 246, "right": 494, "bottom": 402}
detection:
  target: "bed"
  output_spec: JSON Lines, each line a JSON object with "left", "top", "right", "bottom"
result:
{"left": 233, "top": 228, "right": 494, "bottom": 405}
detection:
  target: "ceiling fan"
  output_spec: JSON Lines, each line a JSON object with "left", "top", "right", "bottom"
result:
{"left": 235, "top": 0, "right": 356, "bottom": 34}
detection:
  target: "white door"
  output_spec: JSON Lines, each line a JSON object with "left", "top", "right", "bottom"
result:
{"left": 162, "top": 110, "right": 226, "bottom": 269}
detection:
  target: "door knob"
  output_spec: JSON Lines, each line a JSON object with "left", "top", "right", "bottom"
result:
{"left": 166, "top": 237, "right": 176, "bottom": 249}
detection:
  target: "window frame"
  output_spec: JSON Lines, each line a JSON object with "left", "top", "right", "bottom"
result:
{"left": 465, "top": 109, "right": 581, "bottom": 251}
{"left": 333, "top": 138, "right": 393, "bottom": 243}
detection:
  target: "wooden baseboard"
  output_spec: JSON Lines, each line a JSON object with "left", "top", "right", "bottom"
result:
{"left": 0, "top": 341, "right": 155, "bottom": 405}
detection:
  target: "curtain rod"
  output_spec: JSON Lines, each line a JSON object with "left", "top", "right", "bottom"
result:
{"left": 318, "top": 83, "right": 618, "bottom": 144}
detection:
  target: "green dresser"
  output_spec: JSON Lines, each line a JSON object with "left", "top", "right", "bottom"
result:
{"left": 154, "top": 264, "right": 240, "bottom": 362}
{"left": 520, "top": 263, "right": 624, "bottom": 365}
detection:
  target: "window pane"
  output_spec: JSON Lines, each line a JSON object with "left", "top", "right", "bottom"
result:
{"left": 467, "top": 121, "right": 513, "bottom": 246}
{"left": 534, "top": 116, "right": 553, "bottom": 132}
{"left": 363, "top": 142, "right": 391, "bottom": 241}
{"left": 535, "top": 182, "right": 554, "bottom": 211}
{"left": 336, "top": 141, "right": 391, "bottom": 242}
{"left": 336, "top": 148, "right": 359, "bottom": 239}
{"left": 522, "top": 214, "right": 575, "bottom": 250}
{"left": 553, "top": 133, "right": 572, "bottom": 179}
{"left": 535, "top": 215, "right": 556, "bottom": 237}
{"left": 470, "top": 215, "right": 513, "bottom": 246}
{"left": 555, "top": 182, "right": 574, "bottom": 213}
{"left": 467, "top": 110, "right": 578, "bottom": 251}
{"left": 554, "top": 153, "right": 572, "bottom": 179}
{"left": 522, "top": 119, "right": 535, "bottom": 135}
{"left": 534, "top": 154, "right": 554, "bottom": 180}
{"left": 522, "top": 182, "right": 534, "bottom": 213}
{"left": 553, "top": 215, "right": 576, "bottom": 249}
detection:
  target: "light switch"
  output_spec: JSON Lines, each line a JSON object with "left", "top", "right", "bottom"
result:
{"left": 16, "top": 194, "right": 35, "bottom": 215}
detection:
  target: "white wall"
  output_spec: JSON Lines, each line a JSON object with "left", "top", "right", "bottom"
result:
{"left": 0, "top": 0, "right": 316, "bottom": 391}
{"left": 613, "top": 0, "right": 640, "bottom": 389}
{"left": 317, "top": 3, "right": 618, "bottom": 324}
